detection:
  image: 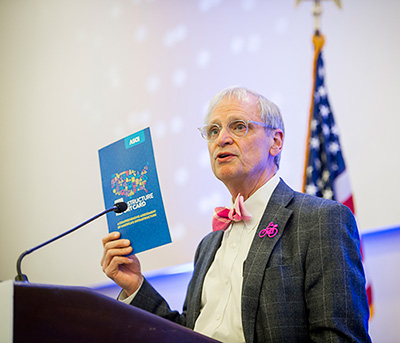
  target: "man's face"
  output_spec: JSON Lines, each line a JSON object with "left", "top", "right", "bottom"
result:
{"left": 207, "top": 95, "right": 277, "bottom": 190}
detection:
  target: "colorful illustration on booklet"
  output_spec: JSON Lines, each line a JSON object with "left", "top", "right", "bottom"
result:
{"left": 111, "top": 164, "right": 149, "bottom": 198}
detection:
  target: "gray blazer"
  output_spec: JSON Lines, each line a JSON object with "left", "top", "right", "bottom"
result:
{"left": 131, "top": 179, "right": 371, "bottom": 342}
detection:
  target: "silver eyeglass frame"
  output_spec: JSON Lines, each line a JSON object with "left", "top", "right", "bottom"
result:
{"left": 198, "top": 119, "right": 274, "bottom": 142}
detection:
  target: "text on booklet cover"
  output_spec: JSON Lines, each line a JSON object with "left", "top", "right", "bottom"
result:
{"left": 99, "top": 127, "right": 171, "bottom": 254}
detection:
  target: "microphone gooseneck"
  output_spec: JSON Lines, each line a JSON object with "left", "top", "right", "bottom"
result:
{"left": 114, "top": 201, "right": 128, "bottom": 213}
{"left": 15, "top": 202, "right": 128, "bottom": 282}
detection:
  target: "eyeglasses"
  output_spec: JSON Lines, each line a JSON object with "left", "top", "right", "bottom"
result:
{"left": 198, "top": 119, "right": 274, "bottom": 142}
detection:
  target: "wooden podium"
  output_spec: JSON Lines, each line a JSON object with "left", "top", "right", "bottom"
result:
{"left": 1, "top": 281, "right": 218, "bottom": 342}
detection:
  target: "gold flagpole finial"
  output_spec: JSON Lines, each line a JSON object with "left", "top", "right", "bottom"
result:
{"left": 295, "top": 0, "right": 342, "bottom": 8}
{"left": 295, "top": 0, "right": 342, "bottom": 34}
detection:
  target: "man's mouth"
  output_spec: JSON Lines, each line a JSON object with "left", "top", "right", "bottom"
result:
{"left": 216, "top": 152, "right": 235, "bottom": 160}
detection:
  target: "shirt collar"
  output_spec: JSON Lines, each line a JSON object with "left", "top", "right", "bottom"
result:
{"left": 229, "top": 174, "right": 280, "bottom": 231}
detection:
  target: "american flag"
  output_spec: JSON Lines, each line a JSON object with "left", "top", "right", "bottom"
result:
{"left": 303, "top": 34, "right": 373, "bottom": 317}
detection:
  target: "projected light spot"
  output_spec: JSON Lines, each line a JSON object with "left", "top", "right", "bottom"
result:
{"left": 247, "top": 34, "right": 261, "bottom": 53}
{"left": 146, "top": 75, "right": 160, "bottom": 93}
{"left": 163, "top": 24, "right": 187, "bottom": 47}
{"left": 140, "top": 109, "right": 152, "bottom": 126}
{"left": 129, "top": 110, "right": 152, "bottom": 129}
{"left": 134, "top": 25, "right": 148, "bottom": 42}
{"left": 111, "top": 6, "right": 121, "bottom": 17}
{"left": 172, "top": 69, "right": 187, "bottom": 87}
{"left": 153, "top": 121, "right": 167, "bottom": 139}
{"left": 241, "top": 0, "right": 257, "bottom": 11}
{"left": 274, "top": 17, "right": 289, "bottom": 35}
{"left": 198, "top": 192, "right": 224, "bottom": 214}
{"left": 170, "top": 116, "right": 184, "bottom": 133}
{"left": 198, "top": 0, "right": 222, "bottom": 12}
{"left": 197, "top": 50, "right": 211, "bottom": 67}
{"left": 230, "top": 36, "right": 244, "bottom": 54}
{"left": 198, "top": 149, "right": 211, "bottom": 168}
{"left": 171, "top": 223, "right": 187, "bottom": 242}
{"left": 174, "top": 167, "right": 189, "bottom": 186}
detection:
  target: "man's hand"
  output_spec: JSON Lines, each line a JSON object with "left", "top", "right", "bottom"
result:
{"left": 101, "top": 232, "right": 143, "bottom": 296}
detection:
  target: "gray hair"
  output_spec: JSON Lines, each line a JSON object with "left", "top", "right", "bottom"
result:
{"left": 204, "top": 86, "right": 285, "bottom": 168}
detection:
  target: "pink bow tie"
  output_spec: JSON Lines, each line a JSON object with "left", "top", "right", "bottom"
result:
{"left": 212, "top": 194, "right": 252, "bottom": 232}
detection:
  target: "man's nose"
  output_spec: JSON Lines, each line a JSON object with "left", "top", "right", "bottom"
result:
{"left": 217, "top": 127, "right": 233, "bottom": 146}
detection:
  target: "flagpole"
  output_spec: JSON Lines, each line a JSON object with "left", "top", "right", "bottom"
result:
{"left": 296, "top": 0, "right": 340, "bottom": 192}
{"left": 302, "top": 34, "right": 325, "bottom": 192}
{"left": 297, "top": 0, "right": 374, "bottom": 319}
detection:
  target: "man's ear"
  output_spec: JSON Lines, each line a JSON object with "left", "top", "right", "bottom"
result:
{"left": 269, "top": 129, "right": 284, "bottom": 157}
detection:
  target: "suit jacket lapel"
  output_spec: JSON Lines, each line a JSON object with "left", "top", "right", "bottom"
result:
{"left": 241, "top": 179, "right": 294, "bottom": 343}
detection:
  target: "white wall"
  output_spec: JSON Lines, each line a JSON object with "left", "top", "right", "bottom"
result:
{"left": 362, "top": 227, "right": 400, "bottom": 342}
{"left": 0, "top": 0, "right": 399, "bottom": 298}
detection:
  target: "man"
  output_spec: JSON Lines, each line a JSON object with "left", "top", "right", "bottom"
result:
{"left": 101, "top": 86, "right": 371, "bottom": 342}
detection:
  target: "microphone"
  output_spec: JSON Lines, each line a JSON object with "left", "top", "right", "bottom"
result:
{"left": 15, "top": 202, "right": 128, "bottom": 282}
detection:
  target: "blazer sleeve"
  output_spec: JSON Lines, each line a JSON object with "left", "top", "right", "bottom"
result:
{"left": 129, "top": 277, "right": 188, "bottom": 326}
{"left": 128, "top": 232, "right": 218, "bottom": 328}
{"left": 304, "top": 201, "right": 371, "bottom": 342}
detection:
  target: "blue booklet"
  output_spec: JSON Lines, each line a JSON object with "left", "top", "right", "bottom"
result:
{"left": 98, "top": 127, "right": 171, "bottom": 254}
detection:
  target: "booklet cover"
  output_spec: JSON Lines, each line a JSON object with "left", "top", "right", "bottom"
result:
{"left": 98, "top": 127, "right": 171, "bottom": 255}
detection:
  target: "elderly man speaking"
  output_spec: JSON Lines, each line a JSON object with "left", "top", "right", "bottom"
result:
{"left": 101, "top": 86, "right": 371, "bottom": 343}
